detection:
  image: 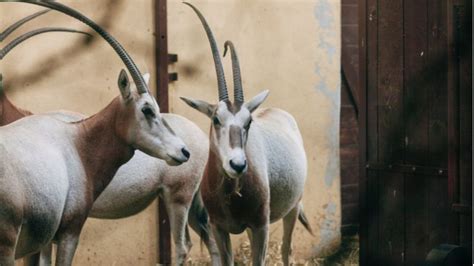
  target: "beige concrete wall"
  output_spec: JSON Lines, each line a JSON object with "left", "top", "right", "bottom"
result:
{"left": 1, "top": 0, "right": 340, "bottom": 265}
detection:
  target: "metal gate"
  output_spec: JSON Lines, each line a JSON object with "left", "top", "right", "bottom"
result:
{"left": 358, "top": 0, "right": 472, "bottom": 265}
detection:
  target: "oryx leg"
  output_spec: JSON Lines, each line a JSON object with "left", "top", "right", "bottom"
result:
{"left": 211, "top": 224, "right": 233, "bottom": 266}
{"left": 0, "top": 226, "right": 19, "bottom": 266}
{"left": 187, "top": 192, "right": 220, "bottom": 265}
{"left": 187, "top": 221, "right": 220, "bottom": 266}
{"left": 55, "top": 233, "right": 80, "bottom": 266}
{"left": 250, "top": 224, "right": 269, "bottom": 266}
{"left": 282, "top": 206, "right": 298, "bottom": 266}
{"left": 0, "top": 206, "right": 21, "bottom": 266}
{"left": 184, "top": 226, "right": 193, "bottom": 253}
{"left": 40, "top": 243, "right": 53, "bottom": 266}
{"left": 24, "top": 243, "right": 53, "bottom": 266}
{"left": 163, "top": 191, "right": 194, "bottom": 266}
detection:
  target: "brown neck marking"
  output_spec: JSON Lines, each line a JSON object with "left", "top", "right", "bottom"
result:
{"left": 74, "top": 97, "right": 135, "bottom": 200}
{"left": 201, "top": 144, "right": 269, "bottom": 228}
{"left": 0, "top": 90, "right": 32, "bottom": 126}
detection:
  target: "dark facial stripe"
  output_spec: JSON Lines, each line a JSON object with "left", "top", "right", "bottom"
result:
{"left": 229, "top": 125, "right": 243, "bottom": 148}
{"left": 162, "top": 117, "right": 176, "bottom": 136}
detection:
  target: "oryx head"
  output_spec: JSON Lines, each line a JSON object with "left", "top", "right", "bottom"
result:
{"left": 116, "top": 70, "right": 190, "bottom": 165}
{"left": 181, "top": 3, "right": 269, "bottom": 178}
{"left": 21, "top": 1, "right": 190, "bottom": 165}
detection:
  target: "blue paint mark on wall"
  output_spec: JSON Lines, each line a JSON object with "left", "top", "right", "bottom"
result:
{"left": 314, "top": 0, "right": 337, "bottom": 64}
{"left": 314, "top": 0, "right": 340, "bottom": 188}
{"left": 313, "top": 201, "right": 338, "bottom": 253}
{"left": 314, "top": 0, "right": 334, "bottom": 29}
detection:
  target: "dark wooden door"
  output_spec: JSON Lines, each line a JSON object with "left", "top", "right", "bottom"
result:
{"left": 358, "top": 0, "right": 472, "bottom": 265}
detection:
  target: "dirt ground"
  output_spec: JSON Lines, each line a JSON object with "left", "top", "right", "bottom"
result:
{"left": 185, "top": 235, "right": 359, "bottom": 266}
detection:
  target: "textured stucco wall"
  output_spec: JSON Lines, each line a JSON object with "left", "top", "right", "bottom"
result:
{"left": 1, "top": 0, "right": 340, "bottom": 265}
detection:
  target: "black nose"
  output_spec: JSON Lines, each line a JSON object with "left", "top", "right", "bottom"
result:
{"left": 181, "top": 148, "right": 190, "bottom": 159}
{"left": 230, "top": 160, "right": 246, "bottom": 174}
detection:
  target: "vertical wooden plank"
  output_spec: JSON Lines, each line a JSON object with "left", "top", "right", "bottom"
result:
{"left": 366, "top": 171, "right": 379, "bottom": 265}
{"left": 428, "top": 0, "right": 448, "bottom": 168}
{"left": 403, "top": 1, "right": 429, "bottom": 265}
{"left": 404, "top": 0, "right": 429, "bottom": 166}
{"left": 377, "top": 0, "right": 404, "bottom": 164}
{"left": 427, "top": 175, "right": 450, "bottom": 252}
{"left": 376, "top": 0, "right": 404, "bottom": 265}
{"left": 446, "top": 0, "right": 461, "bottom": 245}
{"left": 366, "top": 0, "right": 378, "bottom": 163}
{"left": 358, "top": 0, "right": 368, "bottom": 263}
{"left": 377, "top": 172, "right": 405, "bottom": 265}
{"left": 405, "top": 174, "right": 429, "bottom": 266}
{"left": 155, "top": 0, "right": 171, "bottom": 264}
{"left": 426, "top": 0, "right": 451, "bottom": 256}
{"left": 457, "top": 0, "right": 472, "bottom": 250}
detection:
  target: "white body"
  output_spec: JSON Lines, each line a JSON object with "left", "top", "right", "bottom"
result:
{"left": 0, "top": 115, "right": 88, "bottom": 258}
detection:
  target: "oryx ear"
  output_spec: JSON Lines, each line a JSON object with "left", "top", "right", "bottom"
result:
{"left": 180, "top": 97, "right": 215, "bottom": 118}
{"left": 118, "top": 69, "right": 131, "bottom": 100}
{"left": 244, "top": 90, "right": 269, "bottom": 113}
{"left": 142, "top": 73, "right": 150, "bottom": 86}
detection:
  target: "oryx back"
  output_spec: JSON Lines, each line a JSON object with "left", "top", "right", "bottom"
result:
{"left": 250, "top": 107, "right": 307, "bottom": 222}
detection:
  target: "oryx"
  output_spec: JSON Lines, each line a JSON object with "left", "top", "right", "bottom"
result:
{"left": 180, "top": 3, "right": 312, "bottom": 266}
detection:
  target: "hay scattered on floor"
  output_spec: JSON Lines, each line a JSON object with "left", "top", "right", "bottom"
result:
{"left": 185, "top": 235, "right": 359, "bottom": 266}
{"left": 307, "top": 235, "right": 359, "bottom": 266}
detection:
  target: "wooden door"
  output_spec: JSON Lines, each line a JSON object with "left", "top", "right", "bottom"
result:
{"left": 358, "top": 0, "right": 472, "bottom": 265}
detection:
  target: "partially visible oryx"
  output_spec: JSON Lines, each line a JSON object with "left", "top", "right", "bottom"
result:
{"left": 0, "top": 2, "right": 192, "bottom": 265}
{"left": 181, "top": 3, "right": 312, "bottom": 265}
{"left": 0, "top": 11, "right": 220, "bottom": 265}
{"left": 0, "top": 7, "right": 219, "bottom": 266}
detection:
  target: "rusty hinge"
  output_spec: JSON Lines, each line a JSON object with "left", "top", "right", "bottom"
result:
{"left": 168, "top": 53, "right": 178, "bottom": 82}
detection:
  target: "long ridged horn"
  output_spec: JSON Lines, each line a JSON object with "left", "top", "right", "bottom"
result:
{"left": 0, "top": 9, "right": 50, "bottom": 42}
{"left": 223, "top": 41, "right": 243, "bottom": 103}
{"left": 183, "top": 2, "right": 229, "bottom": 101}
{"left": 20, "top": 1, "right": 149, "bottom": 94}
{"left": 0, "top": 27, "right": 91, "bottom": 60}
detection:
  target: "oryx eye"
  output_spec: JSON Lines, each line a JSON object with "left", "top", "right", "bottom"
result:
{"left": 212, "top": 116, "right": 221, "bottom": 126}
{"left": 142, "top": 106, "right": 156, "bottom": 118}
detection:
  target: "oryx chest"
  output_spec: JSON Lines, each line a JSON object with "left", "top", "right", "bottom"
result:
{"left": 201, "top": 173, "right": 270, "bottom": 233}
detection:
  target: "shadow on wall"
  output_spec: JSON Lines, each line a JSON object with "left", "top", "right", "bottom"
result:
{"left": 3, "top": 0, "right": 123, "bottom": 92}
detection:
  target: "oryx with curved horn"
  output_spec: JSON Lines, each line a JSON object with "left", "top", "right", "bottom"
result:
{"left": 0, "top": 9, "right": 219, "bottom": 266}
{"left": 0, "top": 2, "right": 191, "bottom": 265}
{"left": 181, "top": 3, "right": 312, "bottom": 266}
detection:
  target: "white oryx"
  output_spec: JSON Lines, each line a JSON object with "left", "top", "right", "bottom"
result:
{"left": 0, "top": 2, "right": 191, "bottom": 265}
{"left": 0, "top": 6, "right": 219, "bottom": 265}
{"left": 181, "top": 3, "right": 312, "bottom": 266}
{"left": 0, "top": 10, "right": 220, "bottom": 266}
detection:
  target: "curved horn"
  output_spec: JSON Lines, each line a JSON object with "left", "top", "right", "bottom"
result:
{"left": 223, "top": 41, "right": 243, "bottom": 103}
{"left": 0, "top": 27, "right": 91, "bottom": 60}
{"left": 0, "top": 9, "right": 50, "bottom": 42}
{"left": 183, "top": 2, "right": 228, "bottom": 101}
{"left": 20, "top": 1, "right": 149, "bottom": 94}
